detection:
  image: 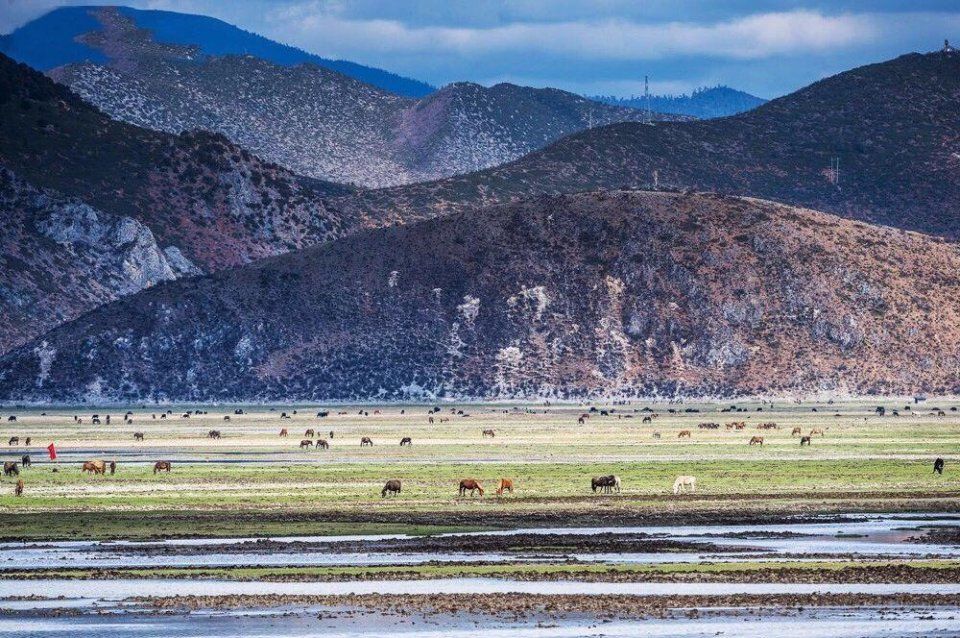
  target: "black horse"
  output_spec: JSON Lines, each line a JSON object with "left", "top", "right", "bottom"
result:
{"left": 934, "top": 457, "right": 945, "bottom": 475}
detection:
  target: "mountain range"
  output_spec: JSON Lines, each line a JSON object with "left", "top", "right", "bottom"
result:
{"left": 3, "top": 190, "right": 959, "bottom": 403}
{"left": 593, "top": 86, "right": 767, "bottom": 120}
{"left": 7, "top": 6, "right": 685, "bottom": 188}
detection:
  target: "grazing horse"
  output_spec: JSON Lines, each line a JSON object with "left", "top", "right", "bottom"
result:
{"left": 800, "top": 436, "right": 812, "bottom": 446}
{"left": 400, "top": 437, "right": 412, "bottom": 446}
{"left": 428, "top": 417, "right": 434, "bottom": 424}
{"left": 591, "top": 475, "right": 617, "bottom": 494}
{"left": 360, "top": 437, "right": 374, "bottom": 447}
{"left": 673, "top": 475, "right": 696, "bottom": 494}
{"left": 791, "top": 427, "right": 802, "bottom": 436}
{"left": 495, "top": 478, "right": 514, "bottom": 496}
{"left": 279, "top": 428, "right": 288, "bottom": 438}
{"left": 20, "top": 455, "right": 30, "bottom": 468}
{"left": 578, "top": 416, "right": 585, "bottom": 424}
{"left": 934, "top": 457, "right": 945, "bottom": 475}
{"left": 304, "top": 429, "right": 315, "bottom": 438}
{"left": 458, "top": 479, "right": 484, "bottom": 497}
{"left": 153, "top": 461, "right": 172, "bottom": 474}
{"left": 482, "top": 429, "right": 496, "bottom": 438}
{"left": 653, "top": 431, "right": 661, "bottom": 439}
{"left": 381, "top": 479, "right": 402, "bottom": 497}
{"left": 810, "top": 428, "right": 824, "bottom": 436}
{"left": 14, "top": 479, "right": 23, "bottom": 497}
{"left": 2, "top": 462, "right": 18, "bottom": 477}
{"left": 6, "top": 416, "right": 15, "bottom": 422}
{"left": 299, "top": 439, "right": 313, "bottom": 449}
{"left": 7, "top": 437, "right": 18, "bottom": 446}
{"left": 134, "top": 432, "right": 144, "bottom": 441}
{"left": 82, "top": 460, "right": 105, "bottom": 475}
{"left": 316, "top": 439, "right": 329, "bottom": 449}
{"left": 208, "top": 430, "right": 221, "bottom": 439}
{"left": 749, "top": 436, "right": 764, "bottom": 445}
{"left": 678, "top": 430, "right": 691, "bottom": 439}
{"left": 642, "top": 416, "right": 652, "bottom": 424}
{"left": 23, "top": 437, "right": 30, "bottom": 446}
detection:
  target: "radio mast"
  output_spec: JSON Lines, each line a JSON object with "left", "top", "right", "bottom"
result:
{"left": 644, "top": 75, "right": 653, "bottom": 125}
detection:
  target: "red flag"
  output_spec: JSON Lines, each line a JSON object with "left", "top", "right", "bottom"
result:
{"left": 47, "top": 443, "right": 57, "bottom": 460}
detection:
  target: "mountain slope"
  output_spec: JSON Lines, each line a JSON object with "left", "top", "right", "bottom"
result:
{"left": 1, "top": 5, "right": 433, "bottom": 98}
{"left": 34, "top": 6, "right": 682, "bottom": 187}
{"left": 0, "top": 53, "right": 354, "bottom": 271}
{"left": 342, "top": 51, "right": 960, "bottom": 239}
{"left": 593, "top": 86, "right": 767, "bottom": 119}
{"left": 0, "top": 167, "right": 201, "bottom": 354}
{"left": 4, "top": 191, "right": 960, "bottom": 403}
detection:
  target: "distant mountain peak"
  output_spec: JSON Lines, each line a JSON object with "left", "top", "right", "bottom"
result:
{"left": 593, "top": 85, "right": 767, "bottom": 119}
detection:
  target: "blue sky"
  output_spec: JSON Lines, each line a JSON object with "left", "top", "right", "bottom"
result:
{"left": 4, "top": 1, "right": 959, "bottom": 97}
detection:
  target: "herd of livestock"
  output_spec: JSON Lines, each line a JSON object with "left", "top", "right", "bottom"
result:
{"left": 0, "top": 405, "right": 950, "bottom": 498}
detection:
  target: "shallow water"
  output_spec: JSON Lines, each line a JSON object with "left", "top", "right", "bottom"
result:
{"left": 2, "top": 512, "right": 956, "bottom": 570}
{"left": 5, "top": 607, "right": 960, "bottom": 637}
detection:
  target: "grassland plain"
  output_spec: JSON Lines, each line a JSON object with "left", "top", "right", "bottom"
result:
{"left": 0, "top": 401, "right": 957, "bottom": 539}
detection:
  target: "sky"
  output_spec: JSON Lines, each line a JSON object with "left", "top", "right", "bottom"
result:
{"left": 3, "top": 0, "right": 959, "bottom": 98}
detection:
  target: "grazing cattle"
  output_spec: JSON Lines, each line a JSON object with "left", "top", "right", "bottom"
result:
{"left": 3, "top": 462, "right": 18, "bottom": 477}
{"left": 482, "top": 429, "right": 496, "bottom": 438}
{"left": 23, "top": 437, "right": 30, "bottom": 446}
{"left": 317, "top": 411, "right": 329, "bottom": 418}
{"left": 82, "top": 460, "right": 105, "bottom": 475}
{"left": 673, "top": 475, "right": 696, "bottom": 494}
{"left": 678, "top": 430, "right": 691, "bottom": 439}
{"left": 279, "top": 428, "right": 288, "bottom": 438}
{"left": 304, "top": 429, "right": 315, "bottom": 438}
{"left": 800, "top": 436, "right": 812, "bottom": 446}
{"left": 495, "top": 478, "right": 514, "bottom": 496}
{"left": 299, "top": 439, "right": 313, "bottom": 449}
{"left": 153, "top": 461, "right": 172, "bottom": 474}
{"left": 21, "top": 455, "right": 30, "bottom": 468}
{"left": 749, "top": 436, "right": 764, "bottom": 445}
{"left": 791, "top": 427, "right": 802, "bottom": 436}
{"left": 400, "top": 437, "right": 412, "bottom": 446}
{"left": 810, "top": 428, "right": 825, "bottom": 436}
{"left": 14, "top": 479, "right": 23, "bottom": 497}
{"left": 316, "top": 439, "right": 329, "bottom": 449}
{"left": 934, "top": 458, "right": 945, "bottom": 475}
{"left": 360, "top": 437, "right": 374, "bottom": 447}
{"left": 208, "top": 430, "right": 221, "bottom": 439}
{"left": 6, "top": 416, "right": 14, "bottom": 422}
{"left": 7, "top": 437, "right": 18, "bottom": 446}
{"left": 591, "top": 475, "right": 619, "bottom": 494}
{"left": 458, "top": 479, "right": 484, "bottom": 497}
{"left": 381, "top": 479, "right": 402, "bottom": 498}
{"left": 134, "top": 432, "right": 144, "bottom": 441}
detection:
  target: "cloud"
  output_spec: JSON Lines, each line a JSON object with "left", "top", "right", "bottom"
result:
{"left": 267, "top": 10, "right": 877, "bottom": 62}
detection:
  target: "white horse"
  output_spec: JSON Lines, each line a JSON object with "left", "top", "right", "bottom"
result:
{"left": 673, "top": 475, "right": 696, "bottom": 494}
{"left": 612, "top": 475, "right": 621, "bottom": 493}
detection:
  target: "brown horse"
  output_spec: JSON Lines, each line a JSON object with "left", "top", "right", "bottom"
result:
{"left": 400, "top": 437, "right": 412, "bottom": 446}
{"left": 381, "top": 479, "right": 402, "bottom": 497}
{"left": 108, "top": 461, "right": 116, "bottom": 475}
{"left": 482, "top": 429, "right": 496, "bottom": 438}
{"left": 2, "top": 462, "right": 18, "bottom": 477}
{"left": 279, "top": 428, "right": 288, "bottom": 437}
{"left": 299, "top": 439, "right": 313, "bottom": 449}
{"left": 24, "top": 437, "right": 30, "bottom": 446}
{"left": 153, "top": 461, "right": 172, "bottom": 474}
{"left": 208, "top": 430, "right": 221, "bottom": 439}
{"left": 304, "top": 429, "right": 315, "bottom": 438}
{"left": 7, "top": 437, "right": 18, "bottom": 446}
{"left": 495, "top": 478, "right": 514, "bottom": 496}
{"left": 749, "top": 436, "right": 764, "bottom": 445}
{"left": 315, "top": 439, "right": 329, "bottom": 449}
{"left": 800, "top": 436, "right": 812, "bottom": 446}
{"left": 82, "top": 460, "right": 106, "bottom": 475}
{"left": 458, "top": 479, "right": 484, "bottom": 497}
{"left": 134, "top": 432, "right": 144, "bottom": 441}
{"left": 810, "top": 428, "right": 825, "bottom": 436}
{"left": 360, "top": 437, "right": 374, "bottom": 447}
{"left": 14, "top": 479, "right": 23, "bottom": 497}
{"left": 791, "top": 427, "right": 802, "bottom": 436}
{"left": 678, "top": 430, "right": 691, "bottom": 439}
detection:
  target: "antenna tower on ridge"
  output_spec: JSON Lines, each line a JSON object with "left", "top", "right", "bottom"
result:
{"left": 644, "top": 75, "right": 653, "bottom": 125}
